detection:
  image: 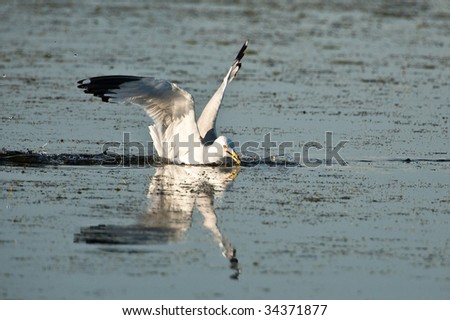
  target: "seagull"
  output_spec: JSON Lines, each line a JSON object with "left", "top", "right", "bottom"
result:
{"left": 77, "top": 41, "right": 248, "bottom": 165}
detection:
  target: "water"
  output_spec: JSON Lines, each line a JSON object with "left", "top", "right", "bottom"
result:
{"left": 1, "top": 0, "right": 449, "bottom": 299}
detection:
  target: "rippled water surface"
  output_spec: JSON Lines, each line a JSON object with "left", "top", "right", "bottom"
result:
{"left": 1, "top": 0, "right": 449, "bottom": 299}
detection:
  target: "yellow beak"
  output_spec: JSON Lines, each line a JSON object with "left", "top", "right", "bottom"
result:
{"left": 230, "top": 150, "right": 241, "bottom": 165}
{"left": 226, "top": 148, "right": 241, "bottom": 165}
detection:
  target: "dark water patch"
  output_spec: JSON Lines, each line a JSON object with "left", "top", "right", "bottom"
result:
{"left": 74, "top": 224, "right": 183, "bottom": 245}
{"left": 0, "top": 150, "right": 156, "bottom": 167}
{"left": 361, "top": 77, "right": 399, "bottom": 85}
{"left": 372, "top": 1, "right": 430, "bottom": 19}
{"left": 2, "top": 150, "right": 448, "bottom": 168}
{"left": 331, "top": 59, "right": 365, "bottom": 66}
{"left": 349, "top": 158, "right": 450, "bottom": 164}
{"left": 0, "top": 150, "right": 301, "bottom": 167}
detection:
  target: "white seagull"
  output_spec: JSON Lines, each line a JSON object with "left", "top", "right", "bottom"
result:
{"left": 77, "top": 41, "right": 248, "bottom": 165}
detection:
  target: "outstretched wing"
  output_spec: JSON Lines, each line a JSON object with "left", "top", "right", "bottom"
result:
{"left": 77, "top": 76, "right": 194, "bottom": 131}
{"left": 197, "top": 40, "right": 248, "bottom": 145}
{"left": 77, "top": 76, "right": 199, "bottom": 159}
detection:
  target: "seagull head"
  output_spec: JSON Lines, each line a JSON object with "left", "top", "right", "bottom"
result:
{"left": 212, "top": 136, "right": 240, "bottom": 165}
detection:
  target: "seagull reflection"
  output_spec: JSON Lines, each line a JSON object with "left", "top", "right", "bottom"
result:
{"left": 75, "top": 165, "right": 240, "bottom": 278}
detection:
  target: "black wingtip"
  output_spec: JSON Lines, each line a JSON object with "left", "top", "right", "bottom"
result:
{"left": 235, "top": 40, "right": 248, "bottom": 62}
{"left": 76, "top": 75, "right": 142, "bottom": 103}
{"left": 77, "top": 78, "right": 89, "bottom": 89}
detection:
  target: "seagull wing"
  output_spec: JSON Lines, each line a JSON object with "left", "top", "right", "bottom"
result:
{"left": 197, "top": 40, "right": 248, "bottom": 145}
{"left": 77, "top": 76, "right": 199, "bottom": 159}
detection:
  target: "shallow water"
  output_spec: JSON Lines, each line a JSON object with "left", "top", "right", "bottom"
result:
{"left": 1, "top": 0, "right": 449, "bottom": 299}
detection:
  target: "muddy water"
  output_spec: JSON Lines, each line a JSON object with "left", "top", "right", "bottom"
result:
{"left": 1, "top": 1, "right": 449, "bottom": 299}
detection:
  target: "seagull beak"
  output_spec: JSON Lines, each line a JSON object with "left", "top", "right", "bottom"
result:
{"left": 229, "top": 150, "right": 241, "bottom": 165}
{"left": 224, "top": 145, "right": 241, "bottom": 165}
